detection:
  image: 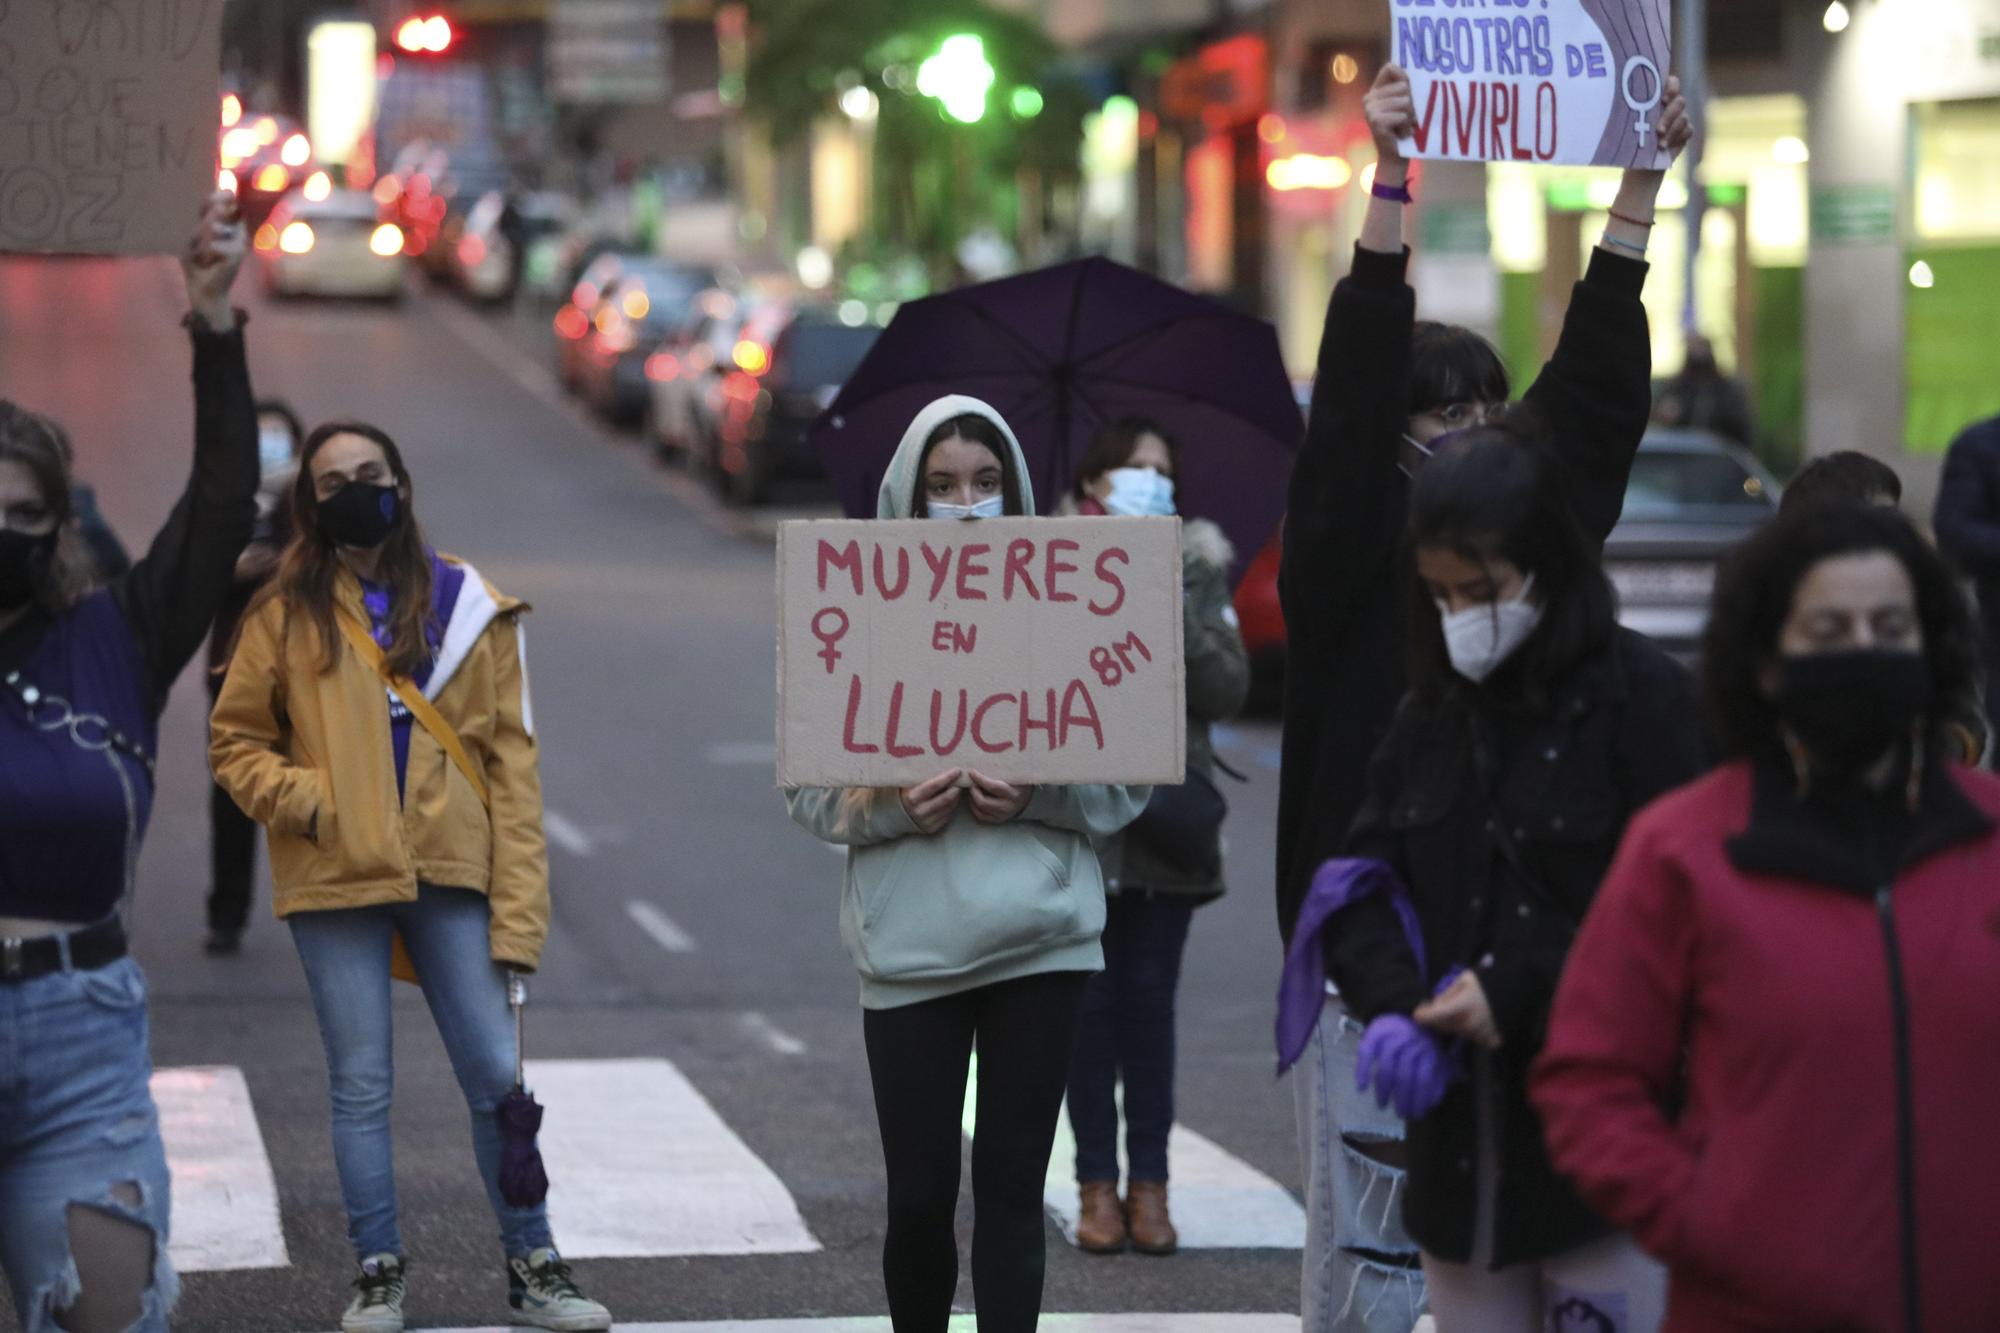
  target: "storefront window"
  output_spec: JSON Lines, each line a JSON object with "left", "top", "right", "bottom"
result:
{"left": 1912, "top": 98, "right": 2000, "bottom": 242}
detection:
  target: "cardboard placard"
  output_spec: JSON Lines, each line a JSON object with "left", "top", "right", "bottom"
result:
{"left": 0, "top": 0, "right": 223, "bottom": 255}
{"left": 777, "top": 517, "right": 1186, "bottom": 789}
{"left": 1390, "top": 0, "right": 1673, "bottom": 169}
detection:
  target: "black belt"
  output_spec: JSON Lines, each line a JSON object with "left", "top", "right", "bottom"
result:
{"left": 0, "top": 918, "right": 128, "bottom": 983}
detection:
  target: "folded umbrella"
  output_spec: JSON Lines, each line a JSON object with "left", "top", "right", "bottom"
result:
{"left": 497, "top": 971, "right": 549, "bottom": 1208}
{"left": 813, "top": 256, "right": 1301, "bottom": 585}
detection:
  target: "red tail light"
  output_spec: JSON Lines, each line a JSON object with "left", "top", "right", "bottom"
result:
{"left": 554, "top": 305, "right": 590, "bottom": 340}
{"left": 646, "top": 352, "right": 681, "bottom": 382}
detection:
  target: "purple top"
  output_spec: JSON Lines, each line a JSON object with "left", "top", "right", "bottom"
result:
{"left": 359, "top": 552, "right": 465, "bottom": 801}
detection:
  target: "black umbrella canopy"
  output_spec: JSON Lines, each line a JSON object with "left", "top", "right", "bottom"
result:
{"left": 813, "top": 256, "right": 1301, "bottom": 583}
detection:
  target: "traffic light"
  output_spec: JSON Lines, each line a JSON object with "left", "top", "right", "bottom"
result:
{"left": 394, "top": 15, "right": 453, "bottom": 54}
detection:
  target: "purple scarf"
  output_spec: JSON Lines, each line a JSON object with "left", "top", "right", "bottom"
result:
{"left": 1274, "top": 857, "right": 1428, "bottom": 1074}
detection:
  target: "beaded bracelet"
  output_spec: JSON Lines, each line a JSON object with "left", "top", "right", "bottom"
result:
{"left": 1608, "top": 209, "right": 1655, "bottom": 228}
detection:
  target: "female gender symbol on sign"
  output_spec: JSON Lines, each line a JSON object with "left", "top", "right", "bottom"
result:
{"left": 811, "top": 607, "right": 850, "bottom": 673}
{"left": 1621, "top": 55, "right": 1663, "bottom": 148}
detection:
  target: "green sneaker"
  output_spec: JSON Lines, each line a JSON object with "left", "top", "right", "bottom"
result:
{"left": 507, "top": 1248, "right": 611, "bottom": 1331}
{"left": 341, "top": 1254, "right": 407, "bottom": 1333}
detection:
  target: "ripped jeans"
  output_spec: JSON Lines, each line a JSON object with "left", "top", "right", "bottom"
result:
{"left": 0, "top": 956, "right": 176, "bottom": 1332}
{"left": 1292, "top": 994, "right": 1427, "bottom": 1333}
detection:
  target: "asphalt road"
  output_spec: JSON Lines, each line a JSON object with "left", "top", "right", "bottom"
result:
{"left": 0, "top": 254, "right": 1304, "bottom": 1333}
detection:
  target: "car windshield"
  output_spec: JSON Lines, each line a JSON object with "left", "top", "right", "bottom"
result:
{"left": 1621, "top": 448, "right": 1773, "bottom": 519}
{"left": 776, "top": 323, "right": 880, "bottom": 387}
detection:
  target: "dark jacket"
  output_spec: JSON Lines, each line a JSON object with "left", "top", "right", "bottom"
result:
{"left": 1325, "top": 626, "right": 1706, "bottom": 1267}
{"left": 1534, "top": 759, "right": 2000, "bottom": 1332}
{"left": 1275, "top": 245, "right": 1655, "bottom": 944}
{"left": 1933, "top": 416, "right": 2000, "bottom": 704}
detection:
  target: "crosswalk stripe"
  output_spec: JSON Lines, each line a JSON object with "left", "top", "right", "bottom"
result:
{"left": 525, "top": 1058, "right": 820, "bottom": 1258}
{"left": 963, "top": 1055, "right": 1306, "bottom": 1250}
{"left": 153, "top": 1066, "right": 290, "bottom": 1272}
{"left": 336, "top": 1318, "right": 1302, "bottom": 1332}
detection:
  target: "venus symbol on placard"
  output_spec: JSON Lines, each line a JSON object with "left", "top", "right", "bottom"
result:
{"left": 810, "top": 607, "right": 850, "bottom": 674}
{"left": 1621, "top": 55, "right": 1662, "bottom": 149}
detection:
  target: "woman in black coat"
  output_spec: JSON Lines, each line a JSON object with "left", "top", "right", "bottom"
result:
{"left": 1321, "top": 425, "right": 1706, "bottom": 1330}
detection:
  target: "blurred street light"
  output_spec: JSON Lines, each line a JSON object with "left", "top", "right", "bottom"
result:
{"left": 1009, "top": 86, "right": 1043, "bottom": 120}
{"left": 1822, "top": 2, "right": 1851, "bottom": 32}
{"left": 917, "top": 34, "right": 995, "bottom": 124}
{"left": 840, "top": 86, "right": 880, "bottom": 122}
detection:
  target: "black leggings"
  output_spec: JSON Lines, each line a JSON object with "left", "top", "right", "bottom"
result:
{"left": 862, "top": 970, "right": 1089, "bottom": 1333}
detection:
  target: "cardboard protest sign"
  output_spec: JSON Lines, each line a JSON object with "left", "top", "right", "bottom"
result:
{"left": 1390, "top": 0, "right": 1673, "bottom": 169}
{"left": 0, "top": 0, "right": 223, "bottom": 254}
{"left": 777, "top": 517, "right": 1186, "bottom": 789}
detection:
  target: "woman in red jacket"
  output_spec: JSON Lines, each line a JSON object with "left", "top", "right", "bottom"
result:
{"left": 1532, "top": 501, "right": 2000, "bottom": 1333}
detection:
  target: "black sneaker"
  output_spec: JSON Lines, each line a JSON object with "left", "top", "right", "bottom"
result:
{"left": 203, "top": 927, "right": 243, "bottom": 955}
{"left": 507, "top": 1248, "right": 610, "bottom": 1331}
{"left": 342, "top": 1253, "right": 406, "bottom": 1333}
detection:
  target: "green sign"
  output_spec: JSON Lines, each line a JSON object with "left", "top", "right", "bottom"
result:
{"left": 1420, "top": 203, "right": 1492, "bottom": 256}
{"left": 1811, "top": 186, "right": 1897, "bottom": 245}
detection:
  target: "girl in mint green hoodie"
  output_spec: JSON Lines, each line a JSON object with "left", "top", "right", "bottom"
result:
{"left": 787, "top": 395, "right": 1147, "bottom": 1332}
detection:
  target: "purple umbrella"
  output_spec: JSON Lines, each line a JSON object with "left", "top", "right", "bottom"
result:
{"left": 812, "top": 257, "right": 1300, "bottom": 584}
{"left": 498, "top": 973, "right": 549, "bottom": 1207}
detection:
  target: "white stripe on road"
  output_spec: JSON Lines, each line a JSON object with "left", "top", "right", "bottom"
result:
{"left": 626, "top": 899, "right": 697, "bottom": 953}
{"left": 375, "top": 1318, "right": 1302, "bottom": 1332}
{"left": 524, "top": 1058, "right": 820, "bottom": 1258}
{"left": 153, "top": 1066, "right": 290, "bottom": 1272}
{"left": 543, "top": 809, "right": 595, "bottom": 856}
{"left": 739, "top": 1011, "right": 808, "bottom": 1056}
{"left": 705, "top": 740, "right": 777, "bottom": 766}
{"left": 962, "top": 1056, "right": 1306, "bottom": 1250}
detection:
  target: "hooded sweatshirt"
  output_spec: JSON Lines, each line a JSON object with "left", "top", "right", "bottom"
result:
{"left": 787, "top": 394, "right": 1150, "bottom": 1008}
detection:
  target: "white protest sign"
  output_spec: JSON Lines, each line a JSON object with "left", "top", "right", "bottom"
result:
{"left": 777, "top": 517, "right": 1186, "bottom": 789}
{"left": 1390, "top": 0, "right": 1672, "bottom": 169}
{"left": 0, "top": 0, "right": 223, "bottom": 255}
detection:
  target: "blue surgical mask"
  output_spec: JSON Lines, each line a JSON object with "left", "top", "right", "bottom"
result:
{"left": 1103, "top": 467, "right": 1176, "bottom": 518}
{"left": 929, "top": 495, "right": 1004, "bottom": 521}
{"left": 259, "top": 427, "right": 296, "bottom": 480}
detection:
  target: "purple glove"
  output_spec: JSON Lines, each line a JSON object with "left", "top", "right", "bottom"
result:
{"left": 1355, "top": 1014, "right": 1456, "bottom": 1119}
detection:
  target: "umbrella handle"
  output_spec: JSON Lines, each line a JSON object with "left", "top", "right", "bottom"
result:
{"left": 510, "top": 971, "right": 527, "bottom": 1090}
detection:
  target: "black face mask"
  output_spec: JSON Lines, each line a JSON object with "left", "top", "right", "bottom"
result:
{"left": 1775, "top": 649, "right": 1931, "bottom": 775}
{"left": 0, "top": 529, "right": 57, "bottom": 610}
{"left": 317, "top": 481, "right": 401, "bottom": 550}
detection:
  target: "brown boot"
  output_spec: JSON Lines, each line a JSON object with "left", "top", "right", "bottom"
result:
{"left": 1074, "top": 1181, "right": 1127, "bottom": 1253}
{"left": 1124, "top": 1181, "right": 1178, "bottom": 1255}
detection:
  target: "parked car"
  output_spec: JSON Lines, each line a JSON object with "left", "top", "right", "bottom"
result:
{"left": 553, "top": 249, "right": 645, "bottom": 390}
{"left": 1603, "top": 428, "right": 1781, "bottom": 658}
{"left": 574, "top": 261, "right": 716, "bottom": 427}
{"left": 451, "top": 190, "right": 579, "bottom": 304}
{"left": 253, "top": 189, "right": 406, "bottom": 301}
{"left": 695, "top": 307, "right": 884, "bottom": 505}
{"left": 646, "top": 288, "right": 791, "bottom": 458}
{"left": 222, "top": 115, "right": 314, "bottom": 227}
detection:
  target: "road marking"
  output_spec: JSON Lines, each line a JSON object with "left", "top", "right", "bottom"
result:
{"left": 544, "top": 809, "right": 595, "bottom": 856}
{"left": 626, "top": 899, "right": 697, "bottom": 953}
{"left": 706, "top": 740, "right": 776, "bottom": 765}
{"left": 374, "top": 1317, "right": 1301, "bottom": 1332}
{"left": 525, "top": 1058, "right": 820, "bottom": 1257}
{"left": 739, "top": 1011, "right": 807, "bottom": 1056}
{"left": 153, "top": 1066, "right": 290, "bottom": 1272}
{"left": 963, "top": 1056, "right": 1306, "bottom": 1249}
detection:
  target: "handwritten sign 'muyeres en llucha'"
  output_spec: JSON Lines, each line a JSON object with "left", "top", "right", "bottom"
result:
{"left": 777, "top": 517, "right": 1186, "bottom": 789}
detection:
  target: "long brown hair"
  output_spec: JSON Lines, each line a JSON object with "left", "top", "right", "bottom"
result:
{"left": 252, "top": 420, "right": 435, "bottom": 676}
{"left": 0, "top": 400, "right": 93, "bottom": 612}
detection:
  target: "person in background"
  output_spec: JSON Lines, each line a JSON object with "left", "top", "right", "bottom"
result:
{"left": 209, "top": 421, "right": 610, "bottom": 1333}
{"left": 788, "top": 396, "right": 1148, "bottom": 1333}
{"left": 1932, "top": 412, "right": 2000, "bottom": 727}
{"left": 1058, "top": 418, "right": 1249, "bottom": 1256}
{"left": 38, "top": 416, "right": 134, "bottom": 584}
{"left": 1651, "top": 335, "right": 1755, "bottom": 449}
{"left": 1781, "top": 450, "right": 1902, "bottom": 513}
{"left": 1277, "top": 61, "right": 1690, "bottom": 1331}
{"left": 1533, "top": 501, "right": 2000, "bottom": 1332}
{"left": 202, "top": 399, "right": 305, "bottom": 955}
{"left": 1, "top": 191, "right": 255, "bottom": 1333}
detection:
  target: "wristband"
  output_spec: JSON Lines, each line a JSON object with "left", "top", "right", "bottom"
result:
{"left": 1602, "top": 233, "right": 1649, "bottom": 257}
{"left": 1371, "top": 176, "right": 1414, "bottom": 204}
{"left": 1608, "top": 209, "right": 1655, "bottom": 228}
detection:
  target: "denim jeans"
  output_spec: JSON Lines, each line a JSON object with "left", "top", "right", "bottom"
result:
{"left": 289, "top": 884, "right": 553, "bottom": 1262}
{"left": 1065, "top": 892, "right": 1195, "bottom": 1184}
{"left": 1293, "top": 995, "right": 1428, "bottom": 1333}
{"left": 0, "top": 956, "right": 177, "bottom": 1331}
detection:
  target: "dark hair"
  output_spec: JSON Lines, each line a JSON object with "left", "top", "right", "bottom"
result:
{"left": 1071, "top": 417, "right": 1182, "bottom": 504}
{"left": 911, "top": 413, "right": 1028, "bottom": 517}
{"left": 1781, "top": 451, "right": 1902, "bottom": 513}
{"left": 1702, "top": 501, "right": 1978, "bottom": 765}
{"left": 0, "top": 400, "right": 92, "bottom": 612}
{"left": 1404, "top": 420, "right": 1616, "bottom": 700}
{"left": 1408, "top": 321, "right": 1509, "bottom": 418}
{"left": 256, "top": 399, "right": 306, "bottom": 452}
{"left": 249, "top": 420, "right": 434, "bottom": 676}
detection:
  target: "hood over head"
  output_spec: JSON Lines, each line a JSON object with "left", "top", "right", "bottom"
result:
{"left": 876, "top": 394, "right": 1036, "bottom": 519}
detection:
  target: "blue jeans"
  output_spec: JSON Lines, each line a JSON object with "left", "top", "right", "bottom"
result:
{"left": 1293, "top": 996, "right": 1427, "bottom": 1333}
{"left": 1065, "top": 892, "right": 1194, "bottom": 1184}
{"left": 0, "top": 956, "right": 177, "bottom": 1331}
{"left": 289, "top": 884, "right": 553, "bottom": 1262}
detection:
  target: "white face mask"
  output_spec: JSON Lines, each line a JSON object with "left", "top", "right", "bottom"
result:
{"left": 1436, "top": 573, "right": 1543, "bottom": 683}
{"left": 1102, "top": 466, "right": 1176, "bottom": 518}
{"left": 929, "top": 495, "right": 1004, "bottom": 521}
{"left": 258, "top": 427, "right": 296, "bottom": 480}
